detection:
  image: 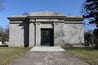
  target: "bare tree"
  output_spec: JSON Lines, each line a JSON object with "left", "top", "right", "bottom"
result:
{"left": 0, "top": 27, "right": 3, "bottom": 41}
{"left": 0, "top": 27, "right": 9, "bottom": 44}
{"left": 22, "top": 12, "right": 29, "bottom": 15}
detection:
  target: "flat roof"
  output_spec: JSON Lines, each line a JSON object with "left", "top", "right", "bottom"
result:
{"left": 8, "top": 11, "right": 83, "bottom": 21}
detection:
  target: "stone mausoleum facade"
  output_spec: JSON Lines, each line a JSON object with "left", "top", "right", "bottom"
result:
{"left": 8, "top": 11, "right": 84, "bottom": 47}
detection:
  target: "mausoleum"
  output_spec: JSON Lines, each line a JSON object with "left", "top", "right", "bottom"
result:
{"left": 8, "top": 11, "right": 84, "bottom": 47}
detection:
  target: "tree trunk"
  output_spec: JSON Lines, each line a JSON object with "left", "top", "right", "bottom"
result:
{"left": 94, "top": 38, "right": 98, "bottom": 49}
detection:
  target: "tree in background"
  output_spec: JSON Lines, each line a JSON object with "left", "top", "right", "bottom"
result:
{"left": 0, "top": 27, "right": 4, "bottom": 42}
{"left": 22, "top": 12, "right": 29, "bottom": 15}
{"left": 84, "top": 30, "right": 95, "bottom": 47}
{"left": 0, "top": 27, "right": 9, "bottom": 44}
{"left": 83, "top": 0, "right": 98, "bottom": 48}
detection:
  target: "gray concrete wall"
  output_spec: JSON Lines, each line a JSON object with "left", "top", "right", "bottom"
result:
{"left": 64, "top": 24, "right": 84, "bottom": 44}
{"left": 54, "top": 22, "right": 84, "bottom": 46}
{"left": 54, "top": 23, "right": 65, "bottom": 46}
{"left": 9, "top": 22, "right": 24, "bottom": 47}
{"left": 9, "top": 21, "right": 29, "bottom": 47}
{"left": 9, "top": 21, "right": 84, "bottom": 47}
{"left": 40, "top": 23, "right": 53, "bottom": 28}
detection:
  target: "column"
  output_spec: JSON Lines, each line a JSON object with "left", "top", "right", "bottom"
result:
{"left": 53, "top": 23, "right": 57, "bottom": 46}
{"left": 29, "top": 22, "right": 35, "bottom": 47}
{"left": 35, "top": 23, "right": 41, "bottom": 46}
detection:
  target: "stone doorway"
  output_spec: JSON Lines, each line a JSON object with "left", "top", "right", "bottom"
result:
{"left": 41, "top": 28, "right": 54, "bottom": 46}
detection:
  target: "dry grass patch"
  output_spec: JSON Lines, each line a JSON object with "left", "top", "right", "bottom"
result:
{"left": 63, "top": 47, "right": 98, "bottom": 65}
{"left": 0, "top": 47, "right": 31, "bottom": 65}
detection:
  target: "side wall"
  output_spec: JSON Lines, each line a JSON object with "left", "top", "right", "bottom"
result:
{"left": 64, "top": 24, "right": 84, "bottom": 44}
{"left": 54, "top": 23, "right": 65, "bottom": 46}
{"left": 54, "top": 22, "right": 84, "bottom": 46}
{"left": 9, "top": 23, "right": 24, "bottom": 47}
{"left": 9, "top": 21, "right": 29, "bottom": 47}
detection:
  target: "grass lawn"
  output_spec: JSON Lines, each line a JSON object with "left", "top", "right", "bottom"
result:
{"left": 63, "top": 47, "right": 98, "bottom": 65}
{"left": 0, "top": 47, "right": 31, "bottom": 65}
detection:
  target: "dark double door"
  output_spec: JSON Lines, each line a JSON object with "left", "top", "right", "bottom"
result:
{"left": 41, "top": 28, "right": 54, "bottom": 46}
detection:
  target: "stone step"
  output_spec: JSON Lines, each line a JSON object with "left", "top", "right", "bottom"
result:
{"left": 30, "top": 46, "right": 65, "bottom": 52}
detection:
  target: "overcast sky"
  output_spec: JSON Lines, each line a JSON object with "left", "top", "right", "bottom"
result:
{"left": 0, "top": 0, "right": 85, "bottom": 29}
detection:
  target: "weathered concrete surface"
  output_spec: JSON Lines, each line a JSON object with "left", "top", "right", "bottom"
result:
{"left": 54, "top": 23, "right": 84, "bottom": 46}
{"left": 30, "top": 46, "right": 65, "bottom": 51}
{"left": 9, "top": 23, "right": 24, "bottom": 47}
{"left": 8, "top": 11, "right": 84, "bottom": 47}
{"left": 29, "top": 11, "right": 64, "bottom": 16}
{"left": 9, "top": 50, "right": 89, "bottom": 65}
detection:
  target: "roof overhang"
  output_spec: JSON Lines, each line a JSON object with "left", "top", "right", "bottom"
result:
{"left": 8, "top": 16, "right": 83, "bottom": 21}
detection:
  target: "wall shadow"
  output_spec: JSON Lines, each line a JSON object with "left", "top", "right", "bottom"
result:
{"left": 18, "top": 20, "right": 29, "bottom": 47}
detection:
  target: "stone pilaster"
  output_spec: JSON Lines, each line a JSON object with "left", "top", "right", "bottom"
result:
{"left": 35, "top": 23, "right": 41, "bottom": 46}
{"left": 53, "top": 23, "right": 58, "bottom": 46}
{"left": 29, "top": 20, "right": 35, "bottom": 47}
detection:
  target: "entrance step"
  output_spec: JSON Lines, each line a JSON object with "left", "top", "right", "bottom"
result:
{"left": 30, "top": 46, "right": 65, "bottom": 52}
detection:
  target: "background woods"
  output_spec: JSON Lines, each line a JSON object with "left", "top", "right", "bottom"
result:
{"left": 0, "top": 27, "right": 9, "bottom": 44}
{"left": 83, "top": 0, "right": 98, "bottom": 48}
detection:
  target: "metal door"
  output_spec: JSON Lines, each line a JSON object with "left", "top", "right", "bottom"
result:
{"left": 41, "top": 28, "right": 54, "bottom": 46}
